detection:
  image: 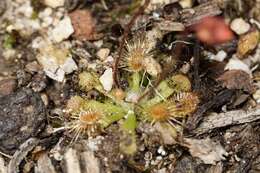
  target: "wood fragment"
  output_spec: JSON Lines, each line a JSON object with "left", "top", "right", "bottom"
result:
{"left": 35, "top": 153, "right": 57, "bottom": 173}
{"left": 180, "top": 1, "right": 222, "bottom": 27}
{"left": 8, "top": 138, "right": 39, "bottom": 173}
{"left": 193, "top": 106, "right": 260, "bottom": 135}
{"left": 80, "top": 151, "right": 100, "bottom": 173}
{"left": 0, "top": 156, "right": 7, "bottom": 173}
{"left": 186, "top": 89, "right": 235, "bottom": 130}
{"left": 64, "top": 148, "right": 81, "bottom": 173}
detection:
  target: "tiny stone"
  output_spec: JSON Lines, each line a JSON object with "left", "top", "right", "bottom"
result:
{"left": 253, "top": 90, "right": 260, "bottom": 103}
{"left": 225, "top": 57, "right": 251, "bottom": 75}
{"left": 99, "top": 68, "right": 113, "bottom": 91}
{"left": 41, "top": 93, "right": 49, "bottom": 106}
{"left": 96, "top": 48, "right": 110, "bottom": 61}
{"left": 44, "top": 0, "right": 65, "bottom": 8}
{"left": 210, "top": 50, "right": 227, "bottom": 62}
{"left": 93, "top": 40, "right": 103, "bottom": 48}
{"left": 156, "top": 156, "right": 163, "bottom": 160}
{"left": 51, "top": 17, "right": 74, "bottom": 43}
{"left": 215, "top": 50, "right": 227, "bottom": 61}
{"left": 104, "top": 56, "right": 114, "bottom": 63}
{"left": 179, "top": 0, "right": 193, "bottom": 8}
{"left": 230, "top": 18, "right": 250, "bottom": 35}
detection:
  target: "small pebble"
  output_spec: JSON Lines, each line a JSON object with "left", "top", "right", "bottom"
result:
{"left": 253, "top": 90, "right": 260, "bottom": 103}
{"left": 40, "top": 93, "right": 49, "bottom": 106}
{"left": 237, "top": 30, "right": 259, "bottom": 58}
{"left": 210, "top": 50, "right": 227, "bottom": 62}
{"left": 96, "top": 48, "right": 110, "bottom": 61}
{"left": 215, "top": 50, "right": 227, "bottom": 61}
{"left": 99, "top": 68, "right": 113, "bottom": 91}
{"left": 51, "top": 17, "right": 74, "bottom": 43}
{"left": 179, "top": 0, "right": 193, "bottom": 8}
{"left": 230, "top": 18, "right": 250, "bottom": 35}
{"left": 225, "top": 56, "right": 251, "bottom": 75}
{"left": 44, "top": 0, "right": 65, "bottom": 8}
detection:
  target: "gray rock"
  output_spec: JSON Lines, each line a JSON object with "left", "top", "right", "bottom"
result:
{"left": 0, "top": 88, "right": 46, "bottom": 154}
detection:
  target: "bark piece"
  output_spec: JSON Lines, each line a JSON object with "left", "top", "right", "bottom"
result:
{"left": 194, "top": 106, "right": 260, "bottom": 134}
{"left": 180, "top": 1, "right": 222, "bottom": 27}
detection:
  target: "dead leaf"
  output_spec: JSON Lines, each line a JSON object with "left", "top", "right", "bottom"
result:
{"left": 237, "top": 30, "right": 259, "bottom": 58}
{"left": 69, "top": 10, "right": 99, "bottom": 41}
{"left": 183, "top": 137, "right": 228, "bottom": 165}
{"left": 154, "top": 122, "right": 178, "bottom": 145}
{"left": 217, "top": 70, "right": 255, "bottom": 93}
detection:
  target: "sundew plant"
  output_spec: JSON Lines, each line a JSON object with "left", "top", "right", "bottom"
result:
{"left": 64, "top": 35, "right": 199, "bottom": 155}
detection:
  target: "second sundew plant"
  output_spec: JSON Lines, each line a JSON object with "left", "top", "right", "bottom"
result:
{"left": 65, "top": 35, "right": 199, "bottom": 155}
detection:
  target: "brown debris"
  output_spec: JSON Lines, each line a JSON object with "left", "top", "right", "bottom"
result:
{"left": 0, "top": 78, "right": 17, "bottom": 96}
{"left": 183, "top": 137, "right": 227, "bottom": 165}
{"left": 217, "top": 70, "right": 255, "bottom": 93}
{"left": 69, "top": 10, "right": 98, "bottom": 41}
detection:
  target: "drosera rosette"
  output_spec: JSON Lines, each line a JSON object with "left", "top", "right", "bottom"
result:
{"left": 169, "top": 74, "right": 192, "bottom": 92}
{"left": 67, "top": 39, "right": 199, "bottom": 155}
{"left": 137, "top": 73, "right": 199, "bottom": 142}
{"left": 120, "top": 33, "right": 161, "bottom": 77}
{"left": 140, "top": 92, "right": 199, "bottom": 127}
{"left": 65, "top": 96, "right": 126, "bottom": 142}
{"left": 121, "top": 35, "right": 152, "bottom": 73}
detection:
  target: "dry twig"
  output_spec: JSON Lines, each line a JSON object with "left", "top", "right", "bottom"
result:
{"left": 193, "top": 106, "right": 260, "bottom": 135}
{"left": 113, "top": 0, "right": 150, "bottom": 88}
